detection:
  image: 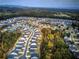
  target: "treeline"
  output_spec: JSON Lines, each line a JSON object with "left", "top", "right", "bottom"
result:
{"left": 0, "top": 9, "right": 79, "bottom": 20}
{"left": 0, "top": 31, "right": 21, "bottom": 59}
{"left": 40, "top": 28, "right": 75, "bottom": 59}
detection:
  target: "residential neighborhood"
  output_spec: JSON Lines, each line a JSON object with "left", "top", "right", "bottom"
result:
{"left": 0, "top": 17, "right": 79, "bottom": 59}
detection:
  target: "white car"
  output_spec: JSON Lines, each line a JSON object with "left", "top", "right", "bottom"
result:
{"left": 31, "top": 56, "right": 38, "bottom": 59}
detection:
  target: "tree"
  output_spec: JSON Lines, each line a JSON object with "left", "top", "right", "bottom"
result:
{"left": 55, "top": 39, "right": 68, "bottom": 48}
{"left": 53, "top": 50, "right": 62, "bottom": 59}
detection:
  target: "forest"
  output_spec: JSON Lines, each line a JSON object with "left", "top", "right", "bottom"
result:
{"left": 0, "top": 30, "right": 21, "bottom": 59}
{"left": 40, "top": 28, "right": 75, "bottom": 59}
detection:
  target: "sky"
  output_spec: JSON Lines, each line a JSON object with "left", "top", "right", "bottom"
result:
{"left": 0, "top": 0, "right": 79, "bottom": 9}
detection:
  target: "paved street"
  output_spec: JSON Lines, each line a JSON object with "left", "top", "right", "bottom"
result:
{"left": 7, "top": 25, "right": 41, "bottom": 59}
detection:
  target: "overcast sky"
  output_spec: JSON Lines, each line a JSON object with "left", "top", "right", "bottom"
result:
{"left": 0, "top": 0, "right": 79, "bottom": 9}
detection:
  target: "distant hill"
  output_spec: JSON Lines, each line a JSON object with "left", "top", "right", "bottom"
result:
{"left": 0, "top": 5, "right": 79, "bottom": 13}
{"left": 0, "top": 5, "right": 79, "bottom": 20}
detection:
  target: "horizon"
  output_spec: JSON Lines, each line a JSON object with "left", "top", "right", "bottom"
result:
{"left": 0, "top": 4, "right": 79, "bottom": 10}
{"left": 0, "top": 0, "right": 79, "bottom": 9}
